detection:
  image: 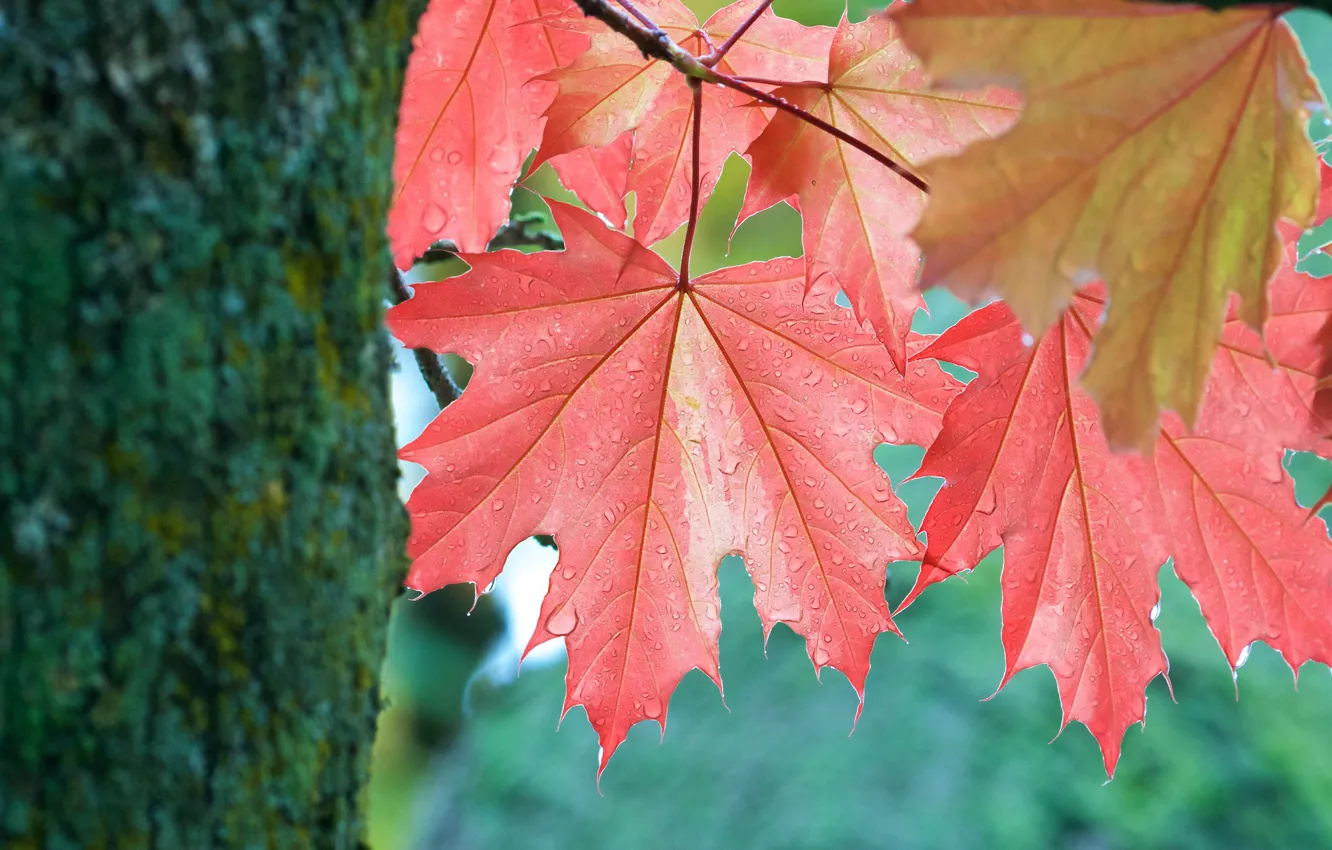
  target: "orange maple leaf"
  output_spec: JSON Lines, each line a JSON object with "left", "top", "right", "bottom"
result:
{"left": 895, "top": 0, "right": 1326, "bottom": 448}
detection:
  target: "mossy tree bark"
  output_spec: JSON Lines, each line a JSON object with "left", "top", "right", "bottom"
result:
{"left": 0, "top": 0, "right": 425, "bottom": 846}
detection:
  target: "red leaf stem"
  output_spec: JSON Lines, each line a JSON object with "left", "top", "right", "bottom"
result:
{"left": 712, "top": 72, "right": 930, "bottom": 194}
{"left": 704, "top": 0, "right": 775, "bottom": 65}
{"left": 680, "top": 81, "right": 704, "bottom": 289}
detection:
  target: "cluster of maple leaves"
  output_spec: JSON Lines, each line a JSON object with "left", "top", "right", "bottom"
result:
{"left": 387, "top": 0, "right": 1332, "bottom": 777}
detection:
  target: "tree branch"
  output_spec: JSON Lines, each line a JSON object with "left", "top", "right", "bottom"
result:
{"left": 420, "top": 215, "right": 565, "bottom": 264}
{"left": 572, "top": 0, "right": 718, "bottom": 79}
{"left": 390, "top": 216, "right": 567, "bottom": 409}
{"left": 387, "top": 265, "right": 462, "bottom": 410}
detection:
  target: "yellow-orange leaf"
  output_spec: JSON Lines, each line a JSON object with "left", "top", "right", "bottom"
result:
{"left": 895, "top": 0, "right": 1325, "bottom": 449}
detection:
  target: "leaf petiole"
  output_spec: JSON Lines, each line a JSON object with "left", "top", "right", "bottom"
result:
{"left": 679, "top": 80, "right": 704, "bottom": 291}
{"left": 727, "top": 75, "right": 827, "bottom": 89}
{"left": 702, "top": 0, "right": 776, "bottom": 66}
{"left": 712, "top": 73, "right": 930, "bottom": 194}
{"left": 612, "top": 0, "right": 657, "bottom": 29}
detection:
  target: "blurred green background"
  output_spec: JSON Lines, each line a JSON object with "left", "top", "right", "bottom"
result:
{"left": 371, "top": 4, "right": 1332, "bottom": 849}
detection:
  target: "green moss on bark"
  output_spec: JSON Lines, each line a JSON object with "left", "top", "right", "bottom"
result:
{"left": 0, "top": 0, "right": 425, "bottom": 846}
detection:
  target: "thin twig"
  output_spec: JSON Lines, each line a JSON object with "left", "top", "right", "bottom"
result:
{"left": 419, "top": 216, "right": 564, "bottom": 264}
{"left": 573, "top": 0, "right": 925, "bottom": 193}
{"left": 697, "top": 27, "right": 718, "bottom": 56}
{"left": 392, "top": 217, "right": 566, "bottom": 409}
{"left": 489, "top": 215, "right": 566, "bottom": 252}
{"left": 572, "top": 0, "right": 715, "bottom": 79}
{"left": 387, "top": 265, "right": 462, "bottom": 409}
{"left": 728, "top": 75, "right": 826, "bottom": 89}
{"left": 613, "top": 0, "right": 657, "bottom": 29}
{"left": 713, "top": 72, "right": 929, "bottom": 194}
{"left": 703, "top": 0, "right": 774, "bottom": 66}
{"left": 679, "top": 81, "right": 703, "bottom": 290}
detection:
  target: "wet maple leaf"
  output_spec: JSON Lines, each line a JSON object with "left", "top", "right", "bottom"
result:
{"left": 390, "top": 202, "right": 961, "bottom": 772}
{"left": 389, "top": 0, "right": 587, "bottom": 267}
{"left": 1211, "top": 226, "right": 1332, "bottom": 454}
{"left": 534, "top": 0, "right": 833, "bottom": 245}
{"left": 904, "top": 258, "right": 1332, "bottom": 774}
{"left": 548, "top": 134, "right": 633, "bottom": 230}
{"left": 904, "top": 289, "right": 1168, "bottom": 775}
{"left": 1135, "top": 265, "right": 1332, "bottom": 699}
{"left": 739, "top": 14, "right": 1019, "bottom": 370}
{"left": 895, "top": 0, "right": 1325, "bottom": 448}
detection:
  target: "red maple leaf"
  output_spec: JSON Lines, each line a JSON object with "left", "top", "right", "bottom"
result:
{"left": 389, "top": 0, "right": 586, "bottom": 267}
{"left": 390, "top": 202, "right": 961, "bottom": 772}
{"left": 1211, "top": 227, "right": 1332, "bottom": 455}
{"left": 904, "top": 254, "right": 1332, "bottom": 774}
{"left": 547, "top": 134, "right": 633, "bottom": 230}
{"left": 739, "top": 13, "right": 1018, "bottom": 368}
{"left": 533, "top": 0, "right": 833, "bottom": 245}
{"left": 904, "top": 289, "right": 1168, "bottom": 775}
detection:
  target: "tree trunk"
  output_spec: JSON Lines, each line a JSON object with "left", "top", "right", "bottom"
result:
{"left": 0, "top": 0, "right": 425, "bottom": 846}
